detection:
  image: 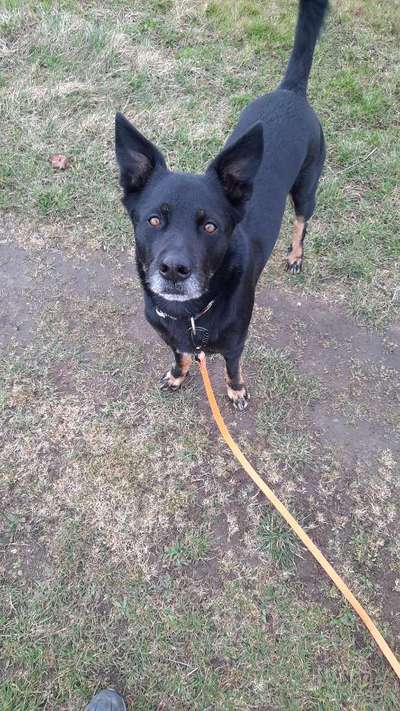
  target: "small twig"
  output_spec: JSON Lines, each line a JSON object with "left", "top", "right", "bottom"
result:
{"left": 186, "top": 667, "right": 199, "bottom": 677}
{"left": 0, "top": 627, "right": 68, "bottom": 639}
{"left": 165, "top": 657, "right": 191, "bottom": 668}
{"left": 0, "top": 541, "right": 34, "bottom": 547}
{"left": 328, "top": 147, "right": 378, "bottom": 177}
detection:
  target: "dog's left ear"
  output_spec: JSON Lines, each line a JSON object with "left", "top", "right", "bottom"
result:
{"left": 115, "top": 112, "right": 167, "bottom": 195}
{"left": 207, "top": 122, "right": 263, "bottom": 210}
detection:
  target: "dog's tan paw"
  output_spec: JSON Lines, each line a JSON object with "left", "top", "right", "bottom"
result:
{"left": 227, "top": 384, "right": 249, "bottom": 411}
{"left": 285, "top": 255, "right": 303, "bottom": 274}
{"left": 286, "top": 217, "right": 306, "bottom": 275}
{"left": 159, "top": 370, "right": 187, "bottom": 392}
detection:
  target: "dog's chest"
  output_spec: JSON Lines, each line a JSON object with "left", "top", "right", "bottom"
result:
{"left": 148, "top": 308, "right": 223, "bottom": 354}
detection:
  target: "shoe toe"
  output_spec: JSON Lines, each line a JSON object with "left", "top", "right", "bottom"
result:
{"left": 85, "top": 689, "right": 126, "bottom": 711}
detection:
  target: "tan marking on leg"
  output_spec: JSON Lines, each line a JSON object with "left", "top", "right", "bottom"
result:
{"left": 162, "top": 370, "right": 185, "bottom": 388}
{"left": 160, "top": 353, "right": 192, "bottom": 391}
{"left": 226, "top": 383, "right": 247, "bottom": 400}
{"left": 179, "top": 353, "right": 192, "bottom": 377}
{"left": 224, "top": 364, "right": 249, "bottom": 410}
{"left": 289, "top": 216, "right": 305, "bottom": 260}
{"left": 286, "top": 216, "right": 305, "bottom": 273}
{"left": 226, "top": 383, "right": 249, "bottom": 410}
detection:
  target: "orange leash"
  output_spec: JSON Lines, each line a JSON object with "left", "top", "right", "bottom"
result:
{"left": 196, "top": 352, "right": 400, "bottom": 681}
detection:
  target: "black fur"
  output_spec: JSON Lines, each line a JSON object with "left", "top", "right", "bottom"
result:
{"left": 115, "top": 0, "right": 329, "bottom": 404}
{"left": 280, "top": 0, "right": 329, "bottom": 94}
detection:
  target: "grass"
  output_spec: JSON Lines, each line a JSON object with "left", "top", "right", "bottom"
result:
{"left": 4, "top": 571, "right": 398, "bottom": 710}
{"left": 258, "top": 511, "right": 301, "bottom": 571}
{"left": 1, "top": 0, "right": 400, "bottom": 709}
{"left": 165, "top": 529, "right": 210, "bottom": 566}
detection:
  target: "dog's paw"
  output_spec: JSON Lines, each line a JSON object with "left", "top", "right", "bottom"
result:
{"left": 285, "top": 256, "right": 303, "bottom": 274}
{"left": 227, "top": 384, "right": 249, "bottom": 411}
{"left": 159, "top": 370, "right": 187, "bottom": 392}
{"left": 285, "top": 245, "right": 303, "bottom": 274}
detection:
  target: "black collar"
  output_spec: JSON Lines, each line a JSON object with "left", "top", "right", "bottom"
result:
{"left": 154, "top": 298, "right": 216, "bottom": 353}
{"left": 154, "top": 298, "right": 215, "bottom": 322}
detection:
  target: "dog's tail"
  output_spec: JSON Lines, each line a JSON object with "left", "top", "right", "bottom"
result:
{"left": 279, "top": 0, "right": 329, "bottom": 95}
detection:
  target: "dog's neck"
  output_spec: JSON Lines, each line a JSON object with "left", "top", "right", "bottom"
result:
{"left": 154, "top": 297, "right": 216, "bottom": 323}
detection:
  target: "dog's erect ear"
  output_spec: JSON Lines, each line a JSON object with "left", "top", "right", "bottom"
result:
{"left": 115, "top": 112, "right": 167, "bottom": 194}
{"left": 207, "top": 123, "right": 263, "bottom": 209}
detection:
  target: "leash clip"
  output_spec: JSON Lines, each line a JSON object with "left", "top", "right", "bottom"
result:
{"left": 189, "top": 315, "right": 208, "bottom": 354}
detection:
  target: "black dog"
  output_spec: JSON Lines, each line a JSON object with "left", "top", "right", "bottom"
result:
{"left": 115, "top": 0, "right": 328, "bottom": 409}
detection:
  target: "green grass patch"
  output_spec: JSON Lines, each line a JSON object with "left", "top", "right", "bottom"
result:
{"left": 2, "top": 569, "right": 398, "bottom": 709}
{"left": 165, "top": 530, "right": 210, "bottom": 567}
{"left": 258, "top": 511, "right": 301, "bottom": 571}
{"left": 249, "top": 345, "right": 319, "bottom": 435}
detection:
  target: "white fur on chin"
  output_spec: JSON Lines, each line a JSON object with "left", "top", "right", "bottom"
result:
{"left": 148, "top": 273, "right": 204, "bottom": 302}
{"left": 160, "top": 293, "right": 195, "bottom": 302}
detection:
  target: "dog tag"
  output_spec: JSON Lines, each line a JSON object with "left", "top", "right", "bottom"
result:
{"left": 190, "top": 325, "right": 209, "bottom": 352}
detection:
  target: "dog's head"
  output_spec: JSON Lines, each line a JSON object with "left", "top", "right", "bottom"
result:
{"left": 115, "top": 113, "right": 263, "bottom": 302}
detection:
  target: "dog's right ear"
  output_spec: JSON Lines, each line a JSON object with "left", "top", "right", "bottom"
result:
{"left": 115, "top": 112, "right": 167, "bottom": 195}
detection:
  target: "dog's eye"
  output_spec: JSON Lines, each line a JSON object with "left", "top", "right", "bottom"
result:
{"left": 148, "top": 215, "right": 161, "bottom": 227}
{"left": 204, "top": 222, "right": 217, "bottom": 234}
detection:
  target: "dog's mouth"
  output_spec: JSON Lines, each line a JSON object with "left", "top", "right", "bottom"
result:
{"left": 147, "top": 271, "right": 205, "bottom": 302}
{"left": 159, "top": 285, "right": 196, "bottom": 302}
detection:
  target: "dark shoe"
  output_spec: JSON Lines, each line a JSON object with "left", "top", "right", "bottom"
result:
{"left": 85, "top": 688, "right": 126, "bottom": 711}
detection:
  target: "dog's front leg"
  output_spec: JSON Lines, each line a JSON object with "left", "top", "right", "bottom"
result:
{"left": 223, "top": 350, "right": 249, "bottom": 411}
{"left": 160, "top": 351, "right": 192, "bottom": 392}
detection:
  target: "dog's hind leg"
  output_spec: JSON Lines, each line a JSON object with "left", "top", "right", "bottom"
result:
{"left": 286, "top": 172, "right": 319, "bottom": 274}
{"left": 160, "top": 351, "right": 192, "bottom": 392}
{"left": 286, "top": 215, "right": 307, "bottom": 274}
{"left": 286, "top": 129, "right": 325, "bottom": 275}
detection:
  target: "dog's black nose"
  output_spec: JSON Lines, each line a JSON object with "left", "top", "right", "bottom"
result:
{"left": 159, "top": 256, "right": 192, "bottom": 282}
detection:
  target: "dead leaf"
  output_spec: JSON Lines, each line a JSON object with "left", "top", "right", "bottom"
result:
{"left": 49, "top": 154, "right": 70, "bottom": 170}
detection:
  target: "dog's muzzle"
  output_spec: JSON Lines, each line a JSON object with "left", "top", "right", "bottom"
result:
{"left": 148, "top": 271, "right": 205, "bottom": 302}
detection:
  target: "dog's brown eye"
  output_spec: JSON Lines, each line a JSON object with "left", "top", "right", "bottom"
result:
{"left": 148, "top": 216, "right": 161, "bottom": 227}
{"left": 204, "top": 222, "right": 217, "bottom": 234}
